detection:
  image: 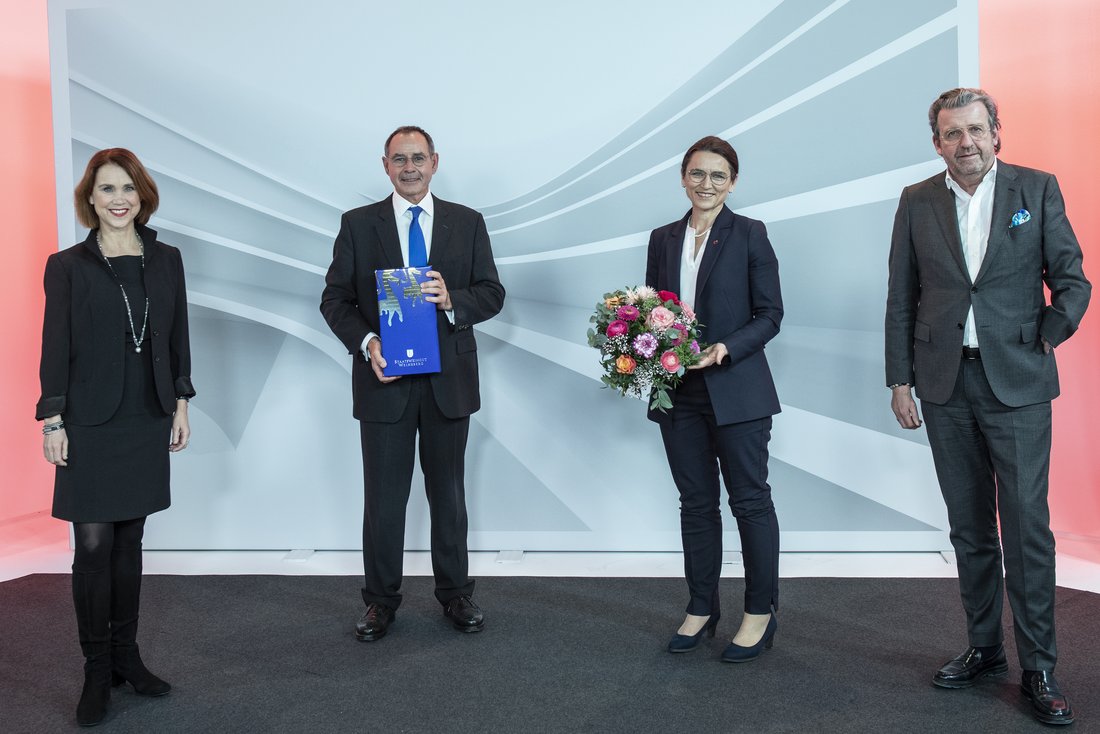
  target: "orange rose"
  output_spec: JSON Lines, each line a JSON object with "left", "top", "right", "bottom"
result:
{"left": 615, "top": 355, "right": 637, "bottom": 374}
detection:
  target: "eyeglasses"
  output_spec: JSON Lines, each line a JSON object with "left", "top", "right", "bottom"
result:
{"left": 686, "top": 169, "right": 731, "bottom": 186}
{"left": 388, "top": 153, "right": 431, "bottom": 167}
{"left": 940, "top": 125, "right": 991, "bottom": 144}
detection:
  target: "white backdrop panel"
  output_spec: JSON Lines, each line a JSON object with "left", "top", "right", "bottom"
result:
{"left": 47, "top": 0, "right": 977, "bottom": 550}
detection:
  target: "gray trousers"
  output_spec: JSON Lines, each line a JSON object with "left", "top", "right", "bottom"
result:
{"left": 922, "top": 357, "right": 1057, "bottom": 671}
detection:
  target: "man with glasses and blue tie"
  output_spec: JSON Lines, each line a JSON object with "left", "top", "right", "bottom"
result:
{"left": 885, "top": 88, "right": 1089, "bottom": 726}
{"left": 321, "top": 125, "right": 505, "bottom": 642}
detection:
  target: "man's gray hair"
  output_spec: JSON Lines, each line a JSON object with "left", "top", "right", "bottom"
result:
{"left": 928, "top": 88, "right": 1002, "bottom": 153}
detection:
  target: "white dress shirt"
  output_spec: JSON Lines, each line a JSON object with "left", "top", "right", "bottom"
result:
{"left": 679, "top": 221, "right": 711, "bottom": 311}
{"left": 944, "top": 159, "right": 997, "bottom": 348}
{"left": 391, "top": 191, "right": 436, "bottom": 265}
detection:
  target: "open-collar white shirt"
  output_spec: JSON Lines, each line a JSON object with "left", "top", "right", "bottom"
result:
{"left": 679, "top": 218, "right": 713, "bottom": 310}
{"left": 945, "top": 159, "right": 997, "bottom": 348}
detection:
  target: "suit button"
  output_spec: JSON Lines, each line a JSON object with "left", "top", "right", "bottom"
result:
{"left": 970, "top": 287, "right": 978, "bottom": 293}
{"left": 957, "top": 323, "right": 964, "bottom": 329}
{"left": 154, "top": 357, "right": 161, "bottom": 362}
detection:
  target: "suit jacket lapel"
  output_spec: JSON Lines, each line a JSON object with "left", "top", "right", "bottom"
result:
{"left": 930, "top": 176, "right": 969, "bottom": 280}
{"left": 375, "top": 195, "right": 405, "bottom": 268}
{"left": 665, "top": 214, "right": 687, "bottom": 294}
{"left": 429, "top": 197, "right": 454, "bottom": 269}
{"left": 976, "top": 162, "right": 1018, "bottom": 283}
{"left": 695, "top": 205, "right": 732, "bottom": 302}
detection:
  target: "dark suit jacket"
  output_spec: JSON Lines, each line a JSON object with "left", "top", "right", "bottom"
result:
{"left": 320, "top": 194, "right": 505, "bottom": 422}
{"left": 885, "top": 161, "right": 1091, "bottom": 406}
{"left": 646, "top": 205, "right": 783, "bottom": 425}
{"left": 36, "top": 224, "right": 196, "bottom": 423}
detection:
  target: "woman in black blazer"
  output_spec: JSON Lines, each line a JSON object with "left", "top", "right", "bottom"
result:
{"left": 36, "top": 148, "right": 195, "bottom": 726}
{"left": 647, "top": 136, "right": 783, "bottom": 662}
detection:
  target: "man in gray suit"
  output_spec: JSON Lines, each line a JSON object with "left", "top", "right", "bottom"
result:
{"left": 886, "top": 88, "right": 1090, "bottom": 726}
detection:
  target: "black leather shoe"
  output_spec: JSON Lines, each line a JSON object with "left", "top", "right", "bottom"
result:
{"left": 354, "top": 603, "right": 395, "bottom": 642}
{"left": 1021, "top": 670, "right": 1074, "bottom": 726}
{"left": 932, "top": 645, "right": 1008, "bottom": 689}
{"left": 443, "top": 595, "right": 484, "bottom": 632}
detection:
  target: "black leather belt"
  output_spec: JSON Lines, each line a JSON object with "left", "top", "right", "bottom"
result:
{"left": 962, "top": 347, "right": 981, "bottom": 360}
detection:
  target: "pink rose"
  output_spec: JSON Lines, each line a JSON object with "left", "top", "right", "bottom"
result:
{"left": 647, "top": 306, "right": 675, "bottom": 331}
{"left": 606, "top": 319, "right": 628, "bottom": 338}
{"left": 680, "top": 303, "right": 696, "bottom": 322}
{"left": 660, "top": 350, "right": 681, "bottom": 373}
{"left": 616, "top": 305, "right": 640, "bottom": 321}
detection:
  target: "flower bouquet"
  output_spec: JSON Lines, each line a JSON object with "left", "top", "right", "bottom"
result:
{"left": 587, "top": 286, "right": 704, "bottom": 411}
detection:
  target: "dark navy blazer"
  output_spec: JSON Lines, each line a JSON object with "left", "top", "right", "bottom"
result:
{"left": 646, "top": 204, "right": 783, "bottom": 425}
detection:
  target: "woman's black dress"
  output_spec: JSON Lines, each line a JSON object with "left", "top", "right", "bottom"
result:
{"left": 52, "top": 256, "right": 173, "bottom": 522}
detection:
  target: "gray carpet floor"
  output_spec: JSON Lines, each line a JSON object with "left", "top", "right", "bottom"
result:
{"left": 1, "top": 575, "right": 1096, "bottom": 733}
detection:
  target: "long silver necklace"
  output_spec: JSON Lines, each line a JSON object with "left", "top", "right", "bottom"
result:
{"left": 96, "top": 231, "right": 149, "bottom": 354}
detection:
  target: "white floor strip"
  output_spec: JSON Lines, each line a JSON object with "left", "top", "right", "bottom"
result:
{"left": 3, "top": 514, "right": 1096, "bottom": 591}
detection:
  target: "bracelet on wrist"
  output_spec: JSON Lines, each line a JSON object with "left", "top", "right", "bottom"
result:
{"left": 887, "top": 383, "right": 910, "bottom": 390}
{"left": 42, "top": 421, "right": 66, "bottom": 434}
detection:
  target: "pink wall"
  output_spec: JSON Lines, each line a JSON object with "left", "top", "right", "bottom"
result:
{"left": 0, "top": 1, "right": 57, "bottom": 523}
{"left": 2, "top": 2, "right": 1097, "bottom": 560}
{"left": 981, "top": 0, "right": 1100, "bottom": 560}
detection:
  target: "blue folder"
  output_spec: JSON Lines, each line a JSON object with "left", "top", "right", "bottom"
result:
{"left": 375, "top": 267, "right": 441, "bottom": 376}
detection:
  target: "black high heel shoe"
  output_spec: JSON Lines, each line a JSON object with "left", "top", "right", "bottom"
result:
{"left": 667, "top": 613, "right": 720, "bottom": 653}
{"left": 721, "top": 614, "right": 776, "bottom": 663}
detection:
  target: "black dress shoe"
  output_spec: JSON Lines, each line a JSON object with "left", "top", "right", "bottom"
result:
{"left": 1021, "top": 670, "right": 1075, "bottom": 726}
{"left": 932, "top": 645, "right": 1008, "bottom": 689}
{"left": 443, "top": 595, "right": 484, "bottom": 632}
{"left": 355, "top": 603, "right": 395, "bottom": 642}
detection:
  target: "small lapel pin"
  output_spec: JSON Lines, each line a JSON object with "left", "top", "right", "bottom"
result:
{"left": 1010, "top": 209, "right": 1031, "bottom": 228}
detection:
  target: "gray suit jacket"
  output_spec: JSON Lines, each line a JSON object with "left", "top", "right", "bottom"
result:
{"left": 885, "top": 161, "right": 1090, "bottom": 406}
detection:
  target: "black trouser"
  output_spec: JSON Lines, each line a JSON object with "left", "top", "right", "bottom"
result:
{"left": 359, "top": 377, "right": 474, "bottom": 610}
{"left": 659, "top": 374, "right": 779, "bottom": 616}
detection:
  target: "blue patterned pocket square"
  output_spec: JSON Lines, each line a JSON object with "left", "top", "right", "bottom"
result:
{"left": 1010, "top": 209, "right": 1031, "bottom": 228}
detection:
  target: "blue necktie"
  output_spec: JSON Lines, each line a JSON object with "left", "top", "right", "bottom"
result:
{"left": 407, "top": 206, "right": 427, "bottom": 267}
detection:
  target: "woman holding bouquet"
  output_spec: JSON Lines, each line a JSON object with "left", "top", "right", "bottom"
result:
{"left": 646, "top": 136, "right": 783, "bottom": 662}
{"left": 37, "top": 148, "right": 195, "bottom": 725}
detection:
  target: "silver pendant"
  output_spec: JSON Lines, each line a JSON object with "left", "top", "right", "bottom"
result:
{"left": 135, "top": 347, "right": 142, "bottom": 354}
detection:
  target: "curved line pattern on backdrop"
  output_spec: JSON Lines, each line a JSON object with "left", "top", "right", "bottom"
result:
{"left": 58, "top": 0, "right": 967, "bottom": 550}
